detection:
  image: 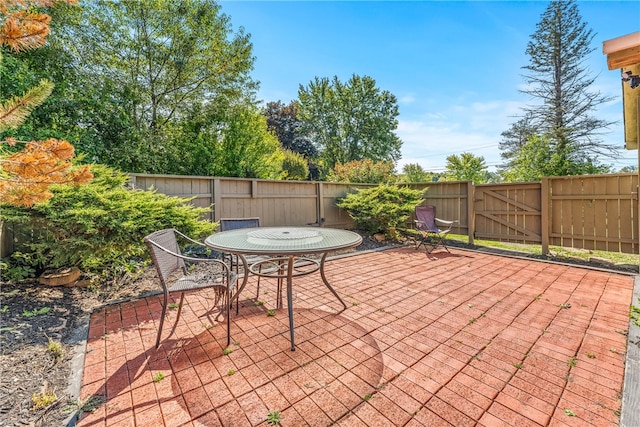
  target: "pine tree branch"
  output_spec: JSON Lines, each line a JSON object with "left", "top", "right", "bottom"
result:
{"left": 0, "top": 80, "right": 54, "bottom": 131}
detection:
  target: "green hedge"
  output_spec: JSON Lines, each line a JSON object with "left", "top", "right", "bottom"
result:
{"left": 1, "top": 164, "right": 215, "bottom": 284}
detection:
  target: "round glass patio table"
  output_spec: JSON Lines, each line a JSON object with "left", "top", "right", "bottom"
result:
{"left": 205, "top": 227, "right": 362, "bottom": 350}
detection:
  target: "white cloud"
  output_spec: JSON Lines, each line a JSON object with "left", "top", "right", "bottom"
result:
{"left": 398, "top": 94, "right": 416, "bottom": 104}
{"left": 396, "top": 89, "right": 634, "bottom": 173}
{"left": 396, "top": 99, "right": 524, "bottom": 172}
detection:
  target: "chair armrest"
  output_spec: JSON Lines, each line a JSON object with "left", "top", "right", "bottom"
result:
{"left": 173, "top": 229, "right": 209, "bottom": 248}
{"left": 146, "top": 240, "right": 230, "bottom": 272}
{"left": 434, "top": 218, "right": 458, "bottom": 226}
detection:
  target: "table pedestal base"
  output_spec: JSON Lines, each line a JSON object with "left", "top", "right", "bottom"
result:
{"left": 242, "top": 252, "right": 347, "bottom": 351}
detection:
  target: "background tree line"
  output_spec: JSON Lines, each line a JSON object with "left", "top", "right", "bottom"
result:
{"left": 1, "top": 0, "right": 627, "bottom": 190}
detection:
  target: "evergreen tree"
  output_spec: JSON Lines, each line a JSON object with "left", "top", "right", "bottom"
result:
{"left": 0, "top": 0, "right": 92, "bottom": 207}
{"left": 501, "top": 0, "right": 616, "bottom": 178}
{"left": 498, "top": 112, "right": 537, "bottom": 169}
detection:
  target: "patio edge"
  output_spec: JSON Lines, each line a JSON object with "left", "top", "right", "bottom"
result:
{"left": 620, "top": 275, "right": 640, "bottom": 427}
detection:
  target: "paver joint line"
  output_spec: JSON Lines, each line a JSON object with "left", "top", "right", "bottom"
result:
{"left": 72, "top": 248, "right": 635, "bottom": 427}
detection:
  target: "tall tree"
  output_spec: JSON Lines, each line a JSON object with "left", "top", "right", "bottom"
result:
{"left": 498, "top": 112, "right": 537, "bottom": 169}
{"left": 501, "top": 0, "right": 616, "bottom": 177}
{"left": 263, "top": 101, "right": 317, "bottom": 158}
{"left": 163, "top": 102, "right": 284, "bottom": 178}
{"left": 263, "top": 100, "right": 317, "bottom": 179}
{"left": 297, "top": 74, "right": 402, "bottom": 175}
{"left": 59, "top": 0, "right": 259, "bottom": 174}
{"left": 502, "top": 135, "right": 609, "bottom": 182}
{"left": 444, "top": 152, "right": 489, "bottom": 183}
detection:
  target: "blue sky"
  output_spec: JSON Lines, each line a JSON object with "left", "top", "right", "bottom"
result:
{"left": 219, "top": 1, "right": 640, "bottom": 173}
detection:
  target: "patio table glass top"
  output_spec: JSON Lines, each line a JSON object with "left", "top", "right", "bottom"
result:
{"left": 204, "top": 226, "right": 362, "bottom": 255}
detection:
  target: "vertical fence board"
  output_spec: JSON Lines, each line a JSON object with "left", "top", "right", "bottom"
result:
{"left": 548, "top": 174, "right": 638, "bottom": 254}
{"left": 6, "top": 173, "right": 631, "bottom": 258}
{"left": 125, "top": 173, "right": 638, "bottom": 254}
{"left": 412, "top": 182, "right": 468, "bottom": 236}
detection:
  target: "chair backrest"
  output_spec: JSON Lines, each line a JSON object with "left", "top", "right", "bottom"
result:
{"left": 144, "top": 229, "right": 186, "bottom": 287}
{"left": 415, "top": 206, "right": 438, "bottom": 232}
{"left": 219, "top": 217, "right": 261, "bottom": 232}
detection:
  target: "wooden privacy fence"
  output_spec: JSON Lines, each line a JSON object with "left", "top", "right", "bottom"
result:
{"left": 0, "top": 173, "right": 637, "bottom": 257}
{"left": 128, "top": 173, "right": 639, "bottom": 255}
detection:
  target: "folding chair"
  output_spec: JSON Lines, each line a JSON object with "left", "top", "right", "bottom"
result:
{"left": 144, "top": 229, "right": 237, "bottom": 348}
{"left": 414, "top": 205, "right": 458, "bottom": 253}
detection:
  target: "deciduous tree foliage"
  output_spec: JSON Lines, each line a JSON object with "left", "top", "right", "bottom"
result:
{"left": 297, "top": 74, "right": 402, "bottom": 175}
{"left": 399, "top": 163, "right": 435, "bottom": 183}
{"left": 444, "top": 152, "right": 489, "bottom": 184}
{"left": 327, "top": 159, "right": 396, "bottom": 184}
{"left": 263, "top": 100, "right": 316, "bottom": 180}
{"left": 502, "top": 135, "right": 609, "bottom": 182}
{"left": 280, "top": 149, "right": 309, "bottom": 181}
{"left": 54, "top": 0, "right": 278, "bottom": 176}
{"left": 500, "top": 0, "right": 616, "bottom": 179}
{"left": 264, "top": 101, "right": 317, "bottom": 158}
{"left": 0, "top": 0, "right": 92, "bottom": 207}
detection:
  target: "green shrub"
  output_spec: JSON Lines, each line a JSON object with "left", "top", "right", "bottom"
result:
{"left": 1, "top": 164, "right": 215, "bottom": 283}
{"left": 336, "top": 184, "right": 424, "bottom": 234}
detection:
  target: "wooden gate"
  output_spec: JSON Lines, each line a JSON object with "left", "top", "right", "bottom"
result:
{"left": 474, "top": 183, "right": 542, "bottom": 243}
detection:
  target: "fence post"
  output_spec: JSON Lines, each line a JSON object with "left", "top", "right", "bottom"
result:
{"left": 212, "top": 178, "right": 221, "bottom": 222}
{"left": 467, "top": 181, "right": 475, "bottom": 245}
{"left": 316, "top": 182, "right": 325, "bottom": 226}
{"left": 541, "top": 177, "right": 550, "bottom": 255}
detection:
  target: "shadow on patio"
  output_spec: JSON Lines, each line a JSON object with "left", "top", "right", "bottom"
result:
{"left": 75, "top": 246, "right": 634, "bottom": 426}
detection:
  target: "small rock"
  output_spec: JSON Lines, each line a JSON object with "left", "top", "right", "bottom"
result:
{"left": 373, "top": 233, "right": 386, "bottom": 242}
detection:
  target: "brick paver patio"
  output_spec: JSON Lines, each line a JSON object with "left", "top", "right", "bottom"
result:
{"left": 76, "top": 246, "right": 634, "bottom": 426}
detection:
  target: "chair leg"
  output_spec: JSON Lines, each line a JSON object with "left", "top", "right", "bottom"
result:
{"left": 225, "top": 289, "right": 231, "bottom": 348}
{"left": 439, "top": 236, "right": 451, "bottom": 253}
{"left": 255, "top": 265, "right": 262, "bottom": 299}
{"left": 176, "top": 292, "right": 186, "bottom": 323}
{"left": 155, "top": 291, "right": 169, "bottom": 349}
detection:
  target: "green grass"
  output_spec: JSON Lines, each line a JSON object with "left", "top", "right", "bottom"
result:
{"left": 444, "top": 233, "right": 638, "bottom": 267}
{"left": 23, "top": 307, "right": 50, "bottom": 317}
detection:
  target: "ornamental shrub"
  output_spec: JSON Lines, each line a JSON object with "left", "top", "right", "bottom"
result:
{"left": 336, "top": 184, "right": 424, "bottom": 234}
{"left": 1, "top": 164, "right": 215, "bottom": 284}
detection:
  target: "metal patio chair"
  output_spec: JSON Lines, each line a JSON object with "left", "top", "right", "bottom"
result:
{"left": 414, "top": 205, "right": 458, "bottom": 254}
{"left": 219, "top": 217, "right": 271, "bottom": 300}
{"left": 144, "top": 228, "right": 237, "bottom": 348}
